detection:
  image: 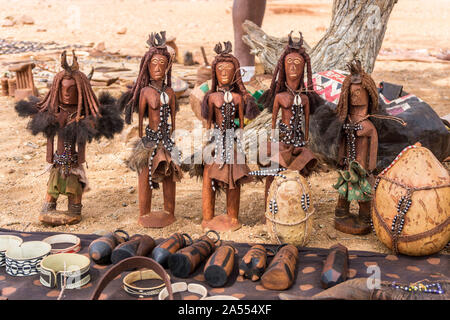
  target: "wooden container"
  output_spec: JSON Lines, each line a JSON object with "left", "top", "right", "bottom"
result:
{"left": 204, "top": 245, "right": 235, "bottom": 287}
{"left": 372, "top": 143, "right": 450, "bottom": 256}
{"left": 261, "top": 244, "right": 298, "bottom": 290}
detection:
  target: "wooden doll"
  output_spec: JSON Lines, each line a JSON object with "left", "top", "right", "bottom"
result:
{"left": 262, "top": 32, "right": 319, "bottom": 203}
{"left": 122, "top": 32, "right": 183, "bottom": 228}
{"left": 333, "top": 59, "right": 379, "bottom": 235}
{"left": 15, "top": 50, "right": 123, "bottom": 226}
{"left": 198, "top": 41, "right": 260, "bottom": 231}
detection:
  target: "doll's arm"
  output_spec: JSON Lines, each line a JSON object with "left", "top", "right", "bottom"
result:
{"left": 169, "top": 89, "right": 176, "bottom": 133}
{"left": 138, "top": 89, "right": 147, "bottom": 138}
{"left": 337, "top": 135, "right": 346, "bottom": 168}
{"left": 46, "top": 135, "right": 54, "bottom": 164}
{"left": 271, "top": 95, "right": 280, "bottom": 131}
{"left": 368, "top": 127, "right": 379, "bottom": 173}
{"left": 207, "top": 97, "right": 214, "bottom": 131}
{"left": 77, "top": 142, "right": 86, "bottom": 164}
{"left": 303, "top": 95, "right": 310, "bottom": 141}
{"left": 238, "top": 96, "right": 244, "bottom": 130}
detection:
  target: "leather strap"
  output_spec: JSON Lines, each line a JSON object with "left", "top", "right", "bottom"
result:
{"left": 90, "top": 257, "right": 172, "bottom": 300}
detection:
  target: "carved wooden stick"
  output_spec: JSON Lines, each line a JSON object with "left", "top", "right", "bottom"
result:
{"left": 320, "top": 243, "right": 349, "bottom": 289}
{"left": 261, "top": 244, "right": 298, "bottom": 290}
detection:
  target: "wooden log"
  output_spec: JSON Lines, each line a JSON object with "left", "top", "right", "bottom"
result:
{"left": 242, "top": 0, "right": 398, "bottom": 74}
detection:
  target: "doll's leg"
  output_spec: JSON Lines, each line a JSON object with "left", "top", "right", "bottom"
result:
{"left": 162, "top": 175, "right": 176, "bottom": 218}
{"left": 138, "top": 167, "right": 176, "bottom": 228}
{"left": 358, "top": 200, "right": 372, "bottom": 231}
{"left": 201, "top": 166, "right": 215, "bottom": 224}
{"left": 68, "top": 193, "right": 82, "bottom": 215}
{"left": 334, "top": 197, "right": 370, "bottom": 235}
{"left": 138, "top": 167, "right": 152, "bottom": 217}
{"left": 227, "top": 185, "right": 241, "bottom": 225}
{"left": 335, "top": 196, "right": 350, "bottom": 218}
{"left": 41, "top": 193, "right": 57, "bottom": 213}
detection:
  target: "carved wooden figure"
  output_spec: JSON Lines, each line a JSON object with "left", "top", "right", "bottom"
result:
{"left": 14, "top": 50, "right": 123, "bottom": 226}
{"left": 8, "top": 62, "right": 38, "bottom": 101}
{"left": 262, "top": 32, "right": 319, "bottom": 205}
{"left": 122, "top": 31, "right": 183, "bottom": 228}
{"left": 199, "top": 41, "right": 259, "bottom": 232}
{"left": 333, "top": 59, "right": 379, "bottom": 235}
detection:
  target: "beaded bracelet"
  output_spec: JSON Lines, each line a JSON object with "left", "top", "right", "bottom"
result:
{"left": 390, "top": 282, "right": 444, "bottom": 295}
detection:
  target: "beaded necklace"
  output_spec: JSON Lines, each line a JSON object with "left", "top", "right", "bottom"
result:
{"left": 53, "top": 142, "right": 78, "bottom": 176}
{"left": 342, "top": 121, "right": 363, "bottom": 167}
{"left": 279, "top": 83, "right": 306, "bottom": 148}
{"left": 144, "top": 83, "right": 177, "bottom": 189}
{"left": 209, "top": 87, "right": 244, "bottom": 191}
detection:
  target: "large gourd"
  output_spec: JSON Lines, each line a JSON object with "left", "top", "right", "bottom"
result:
{"left": 371, "top": 143, "right": 450, "bottom": 256}
{"left": 266, "top": 170, "right": 315, "bottom": 246}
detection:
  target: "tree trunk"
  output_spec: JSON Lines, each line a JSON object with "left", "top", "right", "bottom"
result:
{"left": 242, "top": 0, "right": 398, "bottom": 74}
{"left": 242, "top": 23, "right": 312, "bottom": 74}
{"left": 242, "top": 0, "right": 398, "bottom": 165}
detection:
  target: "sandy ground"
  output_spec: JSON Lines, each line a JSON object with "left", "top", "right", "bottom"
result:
{"left": 0, "top": 0, "right": 449, "bottom": 254}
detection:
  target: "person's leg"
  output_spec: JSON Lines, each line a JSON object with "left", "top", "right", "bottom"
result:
{"left": 233, "top": 0, "right": 266, "bottom": 80}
